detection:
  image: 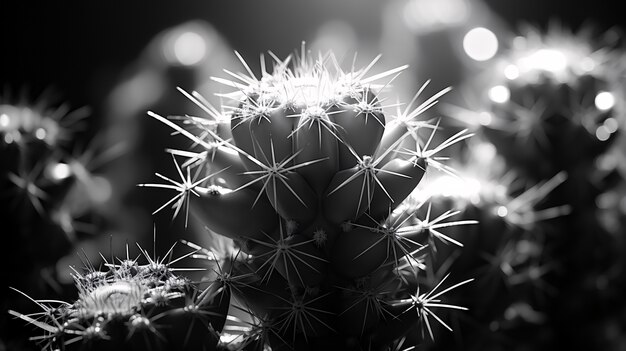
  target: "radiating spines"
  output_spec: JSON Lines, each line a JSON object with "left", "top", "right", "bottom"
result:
{"left": 167, "top": 145, "right": 251, "bottom": 189}
{"left": 376, "top": 83, "right": 451, "bottom": 166}
{"left": 254, "top": 231, "right": 328, "bottom": 288}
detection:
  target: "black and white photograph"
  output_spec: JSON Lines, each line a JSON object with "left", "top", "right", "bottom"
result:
{"left": 2, "top": 1, "right": 626, "bottom": 350}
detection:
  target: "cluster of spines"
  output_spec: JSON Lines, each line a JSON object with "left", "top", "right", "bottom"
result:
{"left": 9, "top": 240, "right": 229, "bottom": 351}
{"left": 140, "top": 45, "right": 477, "bottom": 349}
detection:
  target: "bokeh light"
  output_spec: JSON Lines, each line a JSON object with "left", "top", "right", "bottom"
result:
{"left": 488, "top": 85, "right": 510, "bottom": 103}
{"left": 48, "top": 162, "right": 72, "bottom": 180}
{"left": 403, "top": 0, "right": 470, "bottom": 33}
{"left": 463, "top": 27, "right": 498, "bottom": 61}
{"left": 595, "top": 91, "right": 615, "bottom": 111}
{"left": 162, "top": 28, "right": 209, "bottom": 66}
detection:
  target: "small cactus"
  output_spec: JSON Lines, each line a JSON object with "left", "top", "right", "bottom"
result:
{"left": 142, "top": 45, "right": 476, "bottom": 349}
{"left": 9, "top": 240, "right": 225, "bottom": 351}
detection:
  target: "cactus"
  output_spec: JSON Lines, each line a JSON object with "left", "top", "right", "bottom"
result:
{"left": 8, "top": 238, "right": 226, "bottom": 351}
{"left": 1, "top": 92, "right": 119, "bottom": 280}
{"left": 138, "top": 45, "right": 477, "bottom": 349}
{"left": 439, "top": 25, "right": 626, "bottom": 350}
{"left": 472, "top": 25, "right": 624, "bottom": 182}
{"left": 1, "top": 92, "right": 123, "bottom": 350}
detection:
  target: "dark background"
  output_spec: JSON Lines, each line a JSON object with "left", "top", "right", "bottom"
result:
{"left": 2, "top": 0, "right": 625, "bottom": 116}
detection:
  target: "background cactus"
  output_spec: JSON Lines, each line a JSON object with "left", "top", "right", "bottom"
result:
{"left": 433, "top": 24, "right": 626, "bottom": 350}
{"left": 139, "top": 46, "right": 476, "bottom": 349}
{"left": 0, "top": 92, "right": 122, "bottom": 351}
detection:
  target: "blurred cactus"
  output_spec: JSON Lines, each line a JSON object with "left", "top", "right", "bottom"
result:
{"left": 474, "top": 25, "right": 624, "bottom": 181}
{"left": 1, "top": 91, "right": 122, "bottom": 350}
{"left": 409, "top": 140, "right": 570, "bottom": 350}
{"left": 439, "top": 24, "right": 626, "bottom": 350}
{"left": 9, "top": 240, "right": 225, "bottom": 351}
{"left": 140, "top": 46, "right": 476, "bottom": 349}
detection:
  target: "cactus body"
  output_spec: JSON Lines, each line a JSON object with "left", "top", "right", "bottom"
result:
{"left": 139, "top": 47, "right": 476, "bottom": 349}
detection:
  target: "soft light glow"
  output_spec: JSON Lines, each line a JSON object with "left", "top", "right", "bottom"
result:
{"left": 478, "top": 111, "right": 493, "bottom": 126}
{"left": 35, "top": 127, "right": 47, "bottom": 140}
{"left": 474, "top": 142, "right": 497, "bottom": 163}
{"left": 463, "top": 27, "right": 498, "bottom": 61}
{"left": 488, "top": 85, "right": 510, "bottom": 103}
{"left": 520, "top": 49, "right": 567, "bottom": 73}
{"left": 595, "top": 91, "right": 615, "bottom": 111}
{"left": 404, "top": 0, "right": 469, "bottom": 33}
{"left": 49, "top": 162, "right": 72, "bottom": 180}
{"left": 90, "top": 176, "right": 113, "bottom": 204}
{"left": 595, "top": 126, "right": 611, "bottom": 141}
{"left": 173, "top": 31, "right": 207, "bottom": 66}
{"left": 427, "top": 175, "right": 482, "bottom": 202}
{"left": 0, "top": 113, "right": 10, "bottom": 128}
{"left": 496, "top": 205, "right": 508, "bottom": 217}
{"left": 581, "top": 57, "right": 596, "bottom": 72}
{"left": 603, "top": 117, "right": 619, "bottom": 133}
{"left": 310, "top": 20, "right": 357, "bottom": 59}
{"left": 504, "top": 64, "right": 520, "bottom": 80}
